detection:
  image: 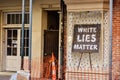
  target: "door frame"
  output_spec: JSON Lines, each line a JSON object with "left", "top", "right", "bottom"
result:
{"left": 4, "top": 28, "right": 29, "bottom": 71}
{"left": 5, "top": 29, "right": 21, "bottom": 71}
{"left": 1, "top": 11, "right": 29, "bottom": 71}
{"left": 41, "top": 9, "right": 62, "bottom": 78}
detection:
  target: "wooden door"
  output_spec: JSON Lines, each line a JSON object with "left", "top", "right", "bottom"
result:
{"left": 44, "top": 30, "right": 59, "bottom": 58}
{"left": 6, "top": 29, "right": 21, "bottom": 71}
{"left": 43, "top": 30, "right": 59, "bottom": 78}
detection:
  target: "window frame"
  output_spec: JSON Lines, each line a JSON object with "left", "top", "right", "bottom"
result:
{"left": 4, "top": 12, "right": 29, "bottom": 25}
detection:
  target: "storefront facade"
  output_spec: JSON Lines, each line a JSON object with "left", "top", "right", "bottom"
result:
{"left": 0, "top": 0, "right": 61, "bottom": 79}
{"left": 1, "top": 0, "right": 120, "bottom": 79}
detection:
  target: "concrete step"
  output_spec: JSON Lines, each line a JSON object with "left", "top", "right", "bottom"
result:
{"left": 0, "top": 71, "right": 15, "bottom": 76}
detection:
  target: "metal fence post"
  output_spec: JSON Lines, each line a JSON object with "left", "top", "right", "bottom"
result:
{"left": 21, "top": 0, "right": 25, "bottom": 70}
{"left": 29, "top": 0, "right": 33, "bottom": 80}
{"left": 109, "top": 0, "right": 113, "bottom": 80}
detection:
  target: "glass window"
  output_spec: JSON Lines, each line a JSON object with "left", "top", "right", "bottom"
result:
{"left": 13, "top": 48, "right": 17, "bottom": 56}
{"left": 7, "top": 14, "right": 10, "bottom": 24}
{"left": 13, "top": 30, "right": 17, "bottom": 39}
{"left": 20, "top": 29, "right": 29, "bottom": 56}
{"left": 7, "top": 29, "right": 18, "bottom": 56}
{"left": 7, "top": 30, "right": 12, "bottom": 38}
{"left": 7, "top": 48, "right": 11, "bottom": 56}
{"left": 6, "top": 12, "right": 29, "bottom": 24}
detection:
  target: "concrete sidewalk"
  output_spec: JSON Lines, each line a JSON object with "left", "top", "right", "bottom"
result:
{"left": 0, "top": 75, "right": 11, "bottom": 80}
{"left": 0, "top": 72, "right": 15, "bottom": 80}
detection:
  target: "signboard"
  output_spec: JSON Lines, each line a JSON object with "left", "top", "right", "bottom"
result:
{"left": 72, "top": 24, "right": 101, "bottom": 53}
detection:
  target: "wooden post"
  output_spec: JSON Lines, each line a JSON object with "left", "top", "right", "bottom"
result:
{"left": 77, "top": 53, "right": 83, "bottom": 70}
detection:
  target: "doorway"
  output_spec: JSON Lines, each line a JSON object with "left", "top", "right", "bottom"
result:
{"left": 43, "top": 11, "right": 59, "bottom": 78}
{"left": 5, "top": 29, "right": 29, "bottom": 71}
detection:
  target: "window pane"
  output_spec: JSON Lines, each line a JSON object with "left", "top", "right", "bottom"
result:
{"left": 13, "top": 48, "right": 17, "bottom": 56}
{"left": 27, "top": 30, "right": 29, "bottom": 37}
{"left": 24, "top": 13, "right": 29, "bottom": 24}
{"left": 24, "top": 48, "right": 26, "bottom": 56}
{"left": 26, "top": 48, "right": 28, "bottom": 56}
{"left": 24, "top": 14, "right": 27, "bottom": 24}
{"left": 24, "top": 39, "right": 26, "bottom": 47}
{"left": 26, "top": 39, "right": 29, "bottom": 47}
{"left": 7, "top": 48, "right": 11, "bottom": 55}
{"left": 7, "top": 14, "right": 10, "bottom": 24}
{"left": 6, "top": 13, "right": 29, "bottom": 24}
{"left": 13, "top": 30, "right": 17, "bottom": 38}
{"left": 7, "top": 30, "right": 12, "bottom": 38}
{"left": 16, "top": 14, "right": 19, "bottom": 24}
{"left": 12, "top": 14, "right": 15, "bottom": 24}
{"left": 27, "top": 14, "right": 29, "bottom": 24}
{"left": 7, "top": 39, "right": 12, "bottom": 46}
{"left": 19, "top": 14, "right": 22, "bottom": 24}
{"left": 20, "top": 29, "right": 29, "bottom": 56}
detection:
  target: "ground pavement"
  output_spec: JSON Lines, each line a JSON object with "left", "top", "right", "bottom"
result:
{"left": 0, "top": 75, "right": 11, "bottom": 80}
{"left": 0, "top": 72, "right": 15, "bottom": 80}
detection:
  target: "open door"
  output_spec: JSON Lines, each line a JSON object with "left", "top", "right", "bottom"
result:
{"left": 43, "top": 10, "right": 59, "bottom": 78}
{"left": 44, "top": 30, "right": 59, "bottom": 58}
{"left": 43, "top": 30, "right": 59, "bottom": 78}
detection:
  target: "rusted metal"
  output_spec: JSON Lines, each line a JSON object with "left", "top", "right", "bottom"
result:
{"left": 23, "top": 57, "right": 119, "bottom": 80}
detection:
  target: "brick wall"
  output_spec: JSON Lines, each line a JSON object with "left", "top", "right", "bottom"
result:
{"left": 112, "top": 0, "right": 120, "bottom": 76}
